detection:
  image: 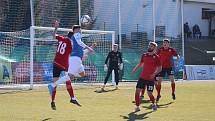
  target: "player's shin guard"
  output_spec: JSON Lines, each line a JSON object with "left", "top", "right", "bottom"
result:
{"left": 171, "top": 82, "right": 175, "bottom": 94}
{"left": 66, "top": 80, "right": 74, "bottom": 98}
{"left": 52, "top": 87, "right": 57, "bottom": 102}
{"left": 135, "top": 92, "right": 140, "bottom": 106}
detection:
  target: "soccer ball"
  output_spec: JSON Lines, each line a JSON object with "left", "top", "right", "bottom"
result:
{"left": 81, "top": 15, "right": 91, "bottom": 25}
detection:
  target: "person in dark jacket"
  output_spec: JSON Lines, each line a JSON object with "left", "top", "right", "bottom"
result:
{"left": 102, "top": 44, "right": 123, "bottom": 90}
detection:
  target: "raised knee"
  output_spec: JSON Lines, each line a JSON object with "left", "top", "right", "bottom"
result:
{"left": 68, "top": 73, "right": 75, "bottom": 80}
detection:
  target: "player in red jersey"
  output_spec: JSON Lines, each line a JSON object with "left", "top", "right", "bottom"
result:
{"left": 156, "top": 39, "right": 179, "bottom": 102}
{"left": 132, "top": 42, "right": 162, "bottom": 112}
{"left": 48, "top": 21, "right": 80, "bottom": 110}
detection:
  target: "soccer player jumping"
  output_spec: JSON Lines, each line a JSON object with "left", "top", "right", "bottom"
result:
{"left": 48, "top": 20, "right": 79, "bottom": 110}
{"left": 48, "top": 25, "right": 94, "bottom": 105}
{"left": 156, "top": 39, "right": 179, "bottom": 102}
{"left": 66, "top": 25, "right": 94, "bottom": 78}
{"left": 132, "top": 42, "right": 162, "bottom": 112}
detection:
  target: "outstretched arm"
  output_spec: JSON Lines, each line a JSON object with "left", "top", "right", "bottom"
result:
{"left": 53, "top": 20, "right": 59, "bottom": 39}
{"left": 82, "top": 43, "right": 97, "bottom": 61}
{"left": 74, "top": 33, "right": 94, "bottom": 52}
{"left": 132, "top": 63, "right": 143, "bottom": 74}
{"left": 132, "top": 54, "right": 144, "bottom": 74}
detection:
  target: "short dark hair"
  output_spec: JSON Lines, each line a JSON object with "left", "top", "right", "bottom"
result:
{"left": 163, "top": 39, "right": 170, "bottom": 43}
{"left": 67, "top": 32, "right": 73, "bottom": 38}
{"left": 72, "top": 25, "right": 81, "bottom": 31}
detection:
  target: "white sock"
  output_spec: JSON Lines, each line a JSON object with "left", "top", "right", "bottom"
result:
{"left": 54, "top": 75, "right": 70, "bottom": 86}
{"left": 72, "top": 96, "right": 77, "bottom": 100}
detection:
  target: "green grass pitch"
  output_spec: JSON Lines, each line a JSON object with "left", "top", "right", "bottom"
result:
{"left": 0, "top": 81, "right": 215, "bottom": 121}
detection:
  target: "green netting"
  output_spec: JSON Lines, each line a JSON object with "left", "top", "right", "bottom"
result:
{"left": 0, "top": 29, "right": 184, "bottom": 83}
{"left": 121, "top": 48, "right": 142, "bottom": 80}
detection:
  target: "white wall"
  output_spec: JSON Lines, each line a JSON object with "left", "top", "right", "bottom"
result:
{"left": 92, "top": 0, "right": 215, "bottom": 39}
{"left": 93, "top": 0, "right": 180, "bottom": 40}
{"left": 93, "top": 0, "right": 119, "bottom": 32}
{"left": 119, "top": 0, "right": 180, "bottom": 39}
{"left": 120, "top": 0, "right": 153, "bottom": 39}
{"left": 184, "top": 2, "right": 215, "bottom": 36}
{"left": 155, "top": 0, "right": 181, "bottom": 38}
{"left": 93, "top": 0, "right": 154, "bottom": 40}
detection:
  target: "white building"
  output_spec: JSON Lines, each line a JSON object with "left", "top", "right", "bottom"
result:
{"left": 184, "top": 0, "right": 215, "bottom": 37}
{"left": 93, "top": 0, "right": 215, "bottom": 40}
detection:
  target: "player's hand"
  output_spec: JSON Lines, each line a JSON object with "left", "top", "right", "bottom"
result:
{"left": 87, "top": 43, "right": 97, "bottom": 54}
{"left": 119, "top": 63, "right": 123, "bottom": 70}
{"left": 104, "top": 64, "right": 108, "bottom": 72}
{"left": 54, "top": 20, "right": 60, "bottom": 28}
{"left": 150, "top": 73, "right": 156, "bottom": 80}
{"left": 90, "top": 43, "right": 97, "bottom": 49}
{"left": 82, "top": 54, "right": 88, "bottom": 61}
{"left": 131, "top": 71, "right": 135, "bottom": 77}
{"left": 131, "top": 68, "right": 137, "bottom": 76}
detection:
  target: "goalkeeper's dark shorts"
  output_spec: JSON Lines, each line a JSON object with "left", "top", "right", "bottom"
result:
{"left": 53, "top": 64, "right": 65, "bottom": 78}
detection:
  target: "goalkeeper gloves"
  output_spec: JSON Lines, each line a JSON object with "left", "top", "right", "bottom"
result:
{"left": 104, "top": 64, "right": 108, "bottom": 72}
{"left": 119, "top": 63, "right": 123, "bottom": 70}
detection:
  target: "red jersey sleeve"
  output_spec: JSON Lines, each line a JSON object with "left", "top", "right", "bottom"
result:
{"left": 155, "top": 55, "right": 161, "bottom": 67}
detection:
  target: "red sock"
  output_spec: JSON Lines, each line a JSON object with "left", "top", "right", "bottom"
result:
{"left": 171, "top": 82, "right": 175, "bottom": 94}
{"left": 135, "top": 92, "right": 140, "bottom": 106}
{"left": 148, "top": 94, "right": 155, "bottom": 104}
{"left": 52, "top": 87, "right": 57, "bottom": 102}
{"left": 141, "top": 86, "right": 146, "bottom": 96}
{"left": 156, "top": 84, "right": 161, "bottom": 96}
{"left": 66, "top": 80, "right": 74, "bottom": 98}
